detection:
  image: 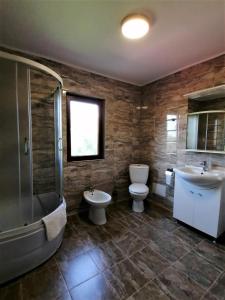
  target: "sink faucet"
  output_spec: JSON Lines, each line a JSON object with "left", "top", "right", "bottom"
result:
{"left": 200, "top": 161, "right": 208, "bottom": 172}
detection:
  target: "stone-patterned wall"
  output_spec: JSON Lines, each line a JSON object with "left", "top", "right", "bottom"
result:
{"left": 59, "top": 72, "right": 141, "bottom": 211}
{"left": 30, "top": 69, "right": 57, "bottom": 194}
{"left": 2, "top": 46, "right": 224, "bottom": 209}
{"left": 140, "top": 54, "right": 225, "bottom": 200}
{"left": 1, "top": 48, "right": 141, "bottom": 211}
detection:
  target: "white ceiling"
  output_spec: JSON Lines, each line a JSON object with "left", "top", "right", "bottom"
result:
{"left": 0, "top": 0, "right": 224, "bottom": 86}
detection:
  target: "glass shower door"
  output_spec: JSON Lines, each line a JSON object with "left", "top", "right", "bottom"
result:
{"left": 0, "top": 59, "right": 32, "bottom": 231}
{"left": 54, "top": 87, "right": 63, "bottom": 199}
{"left": 30, "top": 69, "right": 62, "bottom": 217}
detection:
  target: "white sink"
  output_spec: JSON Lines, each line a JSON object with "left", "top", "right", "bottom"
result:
{"left": 174, "top": 166, "right": 225, "bottom": 187}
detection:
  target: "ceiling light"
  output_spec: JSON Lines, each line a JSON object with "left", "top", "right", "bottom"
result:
{"left": 121, "top": 14, "right": 150, "bottom": 40}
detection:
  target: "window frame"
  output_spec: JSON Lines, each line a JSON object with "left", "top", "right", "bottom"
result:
{"left": 66, "top": 93, "right": 105, "bottom": 161}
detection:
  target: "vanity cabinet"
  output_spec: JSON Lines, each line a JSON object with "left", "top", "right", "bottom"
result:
{"left": 173, "top": 175, "right": 225, "bottom": 238}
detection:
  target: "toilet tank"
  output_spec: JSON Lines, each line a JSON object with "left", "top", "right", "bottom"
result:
{"left": 129, "top": 164, "right": 149, "bottom": 184}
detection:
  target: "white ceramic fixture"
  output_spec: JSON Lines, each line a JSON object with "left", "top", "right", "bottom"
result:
{"left": 121, "top": 14, "right": 150, "bottom": 40}
{"left": 129, "top": 164, "right": 149, "bottom": 212}
{"left": 173, "top": 166, "right": 225, "bottom": 238}
{"left": 83, "top": 190, "right": 111, "bottom": 225}
{"left": 174, "top": 166, "right": 225, "bottom": 187}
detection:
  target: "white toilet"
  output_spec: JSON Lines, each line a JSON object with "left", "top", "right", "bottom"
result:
{"left": 129, "top": 164, "right": 149, "bottom": 212}
{"left": 83, "top": 189, "right": 111, "bottom": 225}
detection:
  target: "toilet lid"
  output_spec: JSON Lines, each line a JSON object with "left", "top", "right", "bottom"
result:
{"left": 129, "top": 183, "right": 149, "bottom": 194}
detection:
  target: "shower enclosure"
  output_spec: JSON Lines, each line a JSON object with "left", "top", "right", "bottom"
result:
{"left": 0, "top": 51, "right": 65, "bottom": 284}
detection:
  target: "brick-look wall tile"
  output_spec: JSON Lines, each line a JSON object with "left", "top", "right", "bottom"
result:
{"left": 1, "top": 47, "right": 224, "bottom": 207}
{"left": 140, "top": 54, "right": 225, "bottom": 200}
{"left": 0, "top": 47, "right": 142, "bottom": 211}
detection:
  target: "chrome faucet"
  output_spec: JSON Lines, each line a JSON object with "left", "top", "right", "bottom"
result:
{"left": 88, "top": 185, "right": 95, "bottom": 194}
{"left": 200, "top": 161, "right": 208, "bottom": 172}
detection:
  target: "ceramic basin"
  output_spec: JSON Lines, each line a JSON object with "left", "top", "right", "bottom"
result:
{"left": 174, "top": 166, "right": 225, "bottom": 187}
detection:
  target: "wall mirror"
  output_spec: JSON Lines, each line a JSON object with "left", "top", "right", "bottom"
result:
{"left": 186, "top": 85, "right": 225, "bottom": 154}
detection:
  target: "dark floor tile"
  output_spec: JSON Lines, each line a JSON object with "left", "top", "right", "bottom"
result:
{"left": 196, "top": 240, "right": 225, "bottom": 269}
{"left": 148, "top": 216, "right": 179, "bottom": 233}
{"left": 174, "top": 250, "right": 222, "bottom": 289}
{"left": 88, "top": 240, "right": 124, "bottom": 271}
{"left": 87, "top": 226, "right": 113, "bottom": 244}
{"left": 63, "top": 222, "right": 77, "bottom": 239}
{"left": 101, "top": 218, "right": 128, "bottom": 240}
{"left": 107, "top": 206, "right": 130, "bottom": 220}
{"left": 68, "top": 213, "right": 95, "bottom": 233}
{"left": 115, "top": 200, "right": 132, "bottom": 212}
{"left": 4, "top": 198, "right": 225, "bottom": 300}
{"left": 119, "top": 215, "right": 145, "bottom": 230}
{"left": 202, "top": 291, "right": 221, "bottom": 300}
{"left": 209, "top": 272, "right": 225, "bottom": 300}
{"left": 0, "top": 281, "right": 23, "bottom": 300}
{"left": 70, "top": 273, "right": 120, "bottom": 300}
{"left": 133, "top": 223, "right": 166, "bottom": 243}
{"left": 127, "top": 280, "right": 172, "bottom": 300}
{"left": 115, "top": 231, "right": 146, "bottom": 257}
{"left": 173, "top": 225, "right": 205, "bottom": 248}
{"left": 77, "top": 230, "right": 100, "bottom": 251}
{"left": 55, "top": 234, "right": 86, "bottom": 262}
{"left": 157, "top": 266, "right": 205, "bottom": 300}
{"left": 148, "top": 231, "right": 191, "bottom": 263}
{"left": 130, "top": 246, "right": 170, "bottom": 279}
{"left": 22, "top": 264, "right": 69, "bottom": 300}
{"left": 104, "top": 258, "right": 148, "bottom": 299}
{"left": 128, "top": 211, "right": 153, "bottom": 224}
{"left": 149, "top": 195, "right": 173, "bottom": 211}
{"left": 145, "top": 203, "right": 172, "bottom": 219}
{"left": 58, "top": 252, "right": 99, "bottom": 289}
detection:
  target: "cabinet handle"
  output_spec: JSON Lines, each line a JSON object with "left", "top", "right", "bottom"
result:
{"left": 190, "top": 190, "right": 194, "bottom": 194}
{"left": 198, "top": 193, "right": 202, "bottom": 197}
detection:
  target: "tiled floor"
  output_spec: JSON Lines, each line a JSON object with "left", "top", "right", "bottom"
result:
{"left": 1, "top": 199, "right": 225, "bottom": 300}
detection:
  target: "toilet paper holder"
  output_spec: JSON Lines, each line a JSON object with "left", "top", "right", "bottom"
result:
{"left": 165, "top": 168, "right": 174, "bottom": 186}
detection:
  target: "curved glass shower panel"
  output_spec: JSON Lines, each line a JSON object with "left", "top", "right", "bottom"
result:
{"left": 0, "top": 59, "right": 32, "bottom": 231}
{"left": 0, "top": 53, "right": 63, "bottom": 233}
{"left": 0, "top": 51, "right": 64, "bottom": 284}
{"left": 54, "top": 87, "right": 63, "bottom": 199}
{"left": 30, "top": 69, "right": 61, "bottom": 220}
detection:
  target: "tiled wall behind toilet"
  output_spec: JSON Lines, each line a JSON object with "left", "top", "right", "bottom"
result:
{"left": 139, "top": 54, "right": 225, "bottom": 200}
{"left": 2, "top": 46, "right": 224, "bottom": 208}
{"left": 0, "top": 47, "right": 142, "bottom": 211}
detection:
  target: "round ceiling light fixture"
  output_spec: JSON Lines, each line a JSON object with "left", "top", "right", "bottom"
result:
{"left": 121, "top": 14, "right": 150, "bottom": 40}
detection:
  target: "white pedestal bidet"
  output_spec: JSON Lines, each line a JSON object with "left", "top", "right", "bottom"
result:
{"left": 83, "top": 190, "right": 111, "bottom": 225}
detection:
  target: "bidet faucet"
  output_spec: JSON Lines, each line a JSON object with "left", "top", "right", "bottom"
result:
{"left": 200, "top": 161, "right": 208, "bottom": 172}
{"left": 88, "top": 185, "right": 95, "bottom": 194}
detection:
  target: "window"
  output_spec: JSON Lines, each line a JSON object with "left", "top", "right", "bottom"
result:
{"left": 67, "top": 94, "right": 105, "bottom": 161}
{"left": 166, "top": 114, "right": 177, "bottom": 154}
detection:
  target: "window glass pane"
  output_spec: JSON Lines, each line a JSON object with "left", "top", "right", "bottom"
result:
{"left": 166, "top": 114, "right": 177, "bottom": 154}
{"left": 70, "top": 101, "right": 99, "bottom": 156}
{"left": 167, "top": 119, "right": 177, "bottom": 130}
{"left": 167, "top": 130, "right": 177, "bottom": 142}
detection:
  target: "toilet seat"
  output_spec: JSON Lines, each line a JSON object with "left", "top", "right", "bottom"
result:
{"left": 129, "top": 183, "right": 149, "bottom": 195}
